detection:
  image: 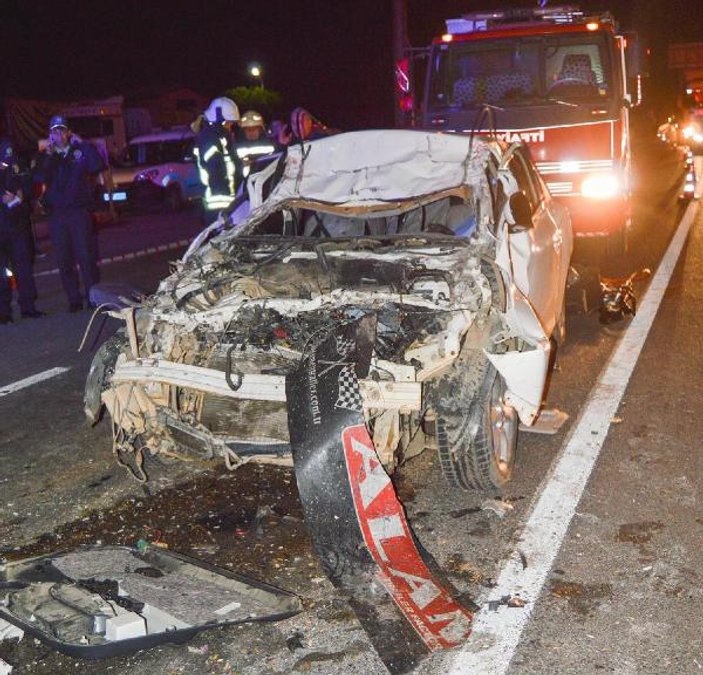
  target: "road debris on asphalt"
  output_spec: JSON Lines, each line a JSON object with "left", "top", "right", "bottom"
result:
{"left": 480, "top": 499, "right": 515, "bottom": 518}
{"left": 487, "top": 595, "right": 527, "bottom": 611}
{"left": 187, "top": 644, "right": 210, "bottom": 655}
{"left": 599, "top": 268, "right": 651, "bottom": 324}
{"left": 0, "top": 620, "right": 22, "bottom": 643}
{"left": 286, "top": 631, "right": 305, "bottom": 652}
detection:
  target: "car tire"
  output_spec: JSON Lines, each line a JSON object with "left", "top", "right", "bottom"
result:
{"left": 163, "top": 185, "right": 184, "bottom": 213}
{"left": 432, "top": 347, "right": 518, "bottom": 492}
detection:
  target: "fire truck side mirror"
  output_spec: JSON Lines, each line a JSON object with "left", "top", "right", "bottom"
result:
{"left": 508, "top": 191, "right": 533, "bottom": 233}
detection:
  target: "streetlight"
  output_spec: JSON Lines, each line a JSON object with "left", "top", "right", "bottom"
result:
{"left": 249, "top": 64, "right": 264, "bottom": 90}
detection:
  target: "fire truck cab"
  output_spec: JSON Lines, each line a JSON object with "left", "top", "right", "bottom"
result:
{"left": 417, "top": 5, "right": 635, "bottom": 257}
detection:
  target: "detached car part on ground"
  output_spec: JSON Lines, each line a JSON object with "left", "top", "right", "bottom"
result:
{"left": 84, "top": 129, "right": 572, "bottom": 669}
{"left": 0, "top": 546, "right": 300, "bottom": 659}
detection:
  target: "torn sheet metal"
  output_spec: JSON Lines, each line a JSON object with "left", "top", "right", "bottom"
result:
{"left": 287, "top": 318, "right": 472, "bottom": 674}
{"left": 250, "top": 130, "right": 491, "bottom": 211}
{"left": 519, "top": 408, "right": 570, "bottom": 435}
{"left": 0, "top": 546, "right": 300, "bottom": 659}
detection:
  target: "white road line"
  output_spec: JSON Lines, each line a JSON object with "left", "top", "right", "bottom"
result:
{"left": 0, "top": 367, "right": 71, "bottom": 398}
{"left": 34, "top": 239, "right": 192, "bottom": 278}
{"left": 449, "top": 198, "right": 700, "bottom": 675}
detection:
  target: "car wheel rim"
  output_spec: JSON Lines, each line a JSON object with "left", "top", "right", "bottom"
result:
{"left": 489, "top": 377, "right": 517, "bottom": 478}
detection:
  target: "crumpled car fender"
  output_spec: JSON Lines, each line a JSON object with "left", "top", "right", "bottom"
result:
{"left": 486, "top": 283, "right": 551, "bottom": 425}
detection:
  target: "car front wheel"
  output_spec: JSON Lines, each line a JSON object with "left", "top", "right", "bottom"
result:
{"left": 432, "top": 352, "right": 518, "bottom": 491}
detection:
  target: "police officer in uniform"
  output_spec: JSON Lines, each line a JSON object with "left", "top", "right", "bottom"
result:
{"left": 193, "top": 97, "right": 242, "bottom": 225}
{"left": 0, "top": 138, "right": 42, "bottom": 323}
{"left": 33, "top": 115, "right": 105, "bottom": 312}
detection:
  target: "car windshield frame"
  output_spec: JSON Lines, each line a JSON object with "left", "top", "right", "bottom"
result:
{"left": 428, "top": 31, "right": 614, "bottom": 112}
{"left": 242, "top": 190, "right": 480, "bottom": 241}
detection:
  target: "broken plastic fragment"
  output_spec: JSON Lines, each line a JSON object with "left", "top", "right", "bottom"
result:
{"left": 0, "top": 618, "right": 23, "bottom": 642}
{"left": 480, "top": 499, "right": 514, "bottom": 518}
{"left": 520, "top": 408, "right": 569, "bottom": 435}
{"left": 187, "top": 644, "right": 209, "bottom": 655}
{"left": 487, "top": 595, "right": 527, "bottom": 611}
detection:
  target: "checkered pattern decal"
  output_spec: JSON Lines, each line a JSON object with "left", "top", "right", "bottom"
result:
{"left": 335, "top": 364, "right": 363, "bottom": 412}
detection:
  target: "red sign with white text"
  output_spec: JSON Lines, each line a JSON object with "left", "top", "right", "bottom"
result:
{"left": 342, "top": 424, "right": 473, "bottom": 650}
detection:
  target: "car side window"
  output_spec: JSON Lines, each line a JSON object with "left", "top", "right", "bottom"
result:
{"left": 518, "top": 146, "right": 547, "bottom": 205}
{"left": 508, "top": 151, "right": 540, "bottom": 213}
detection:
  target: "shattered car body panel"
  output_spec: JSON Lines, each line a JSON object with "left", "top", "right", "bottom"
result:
{"left": 0, "top": 546, "right": 300, "bottom": 659}
{"left": 86, "top": 129, "right": 572, "bottom": 478}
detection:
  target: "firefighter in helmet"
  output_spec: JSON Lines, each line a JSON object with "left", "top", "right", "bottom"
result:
{"left": 193, "top": 97, "right": 242, "bottom": 225}
{"left": 236, "top": 110, "right": 276, "bottom": 178}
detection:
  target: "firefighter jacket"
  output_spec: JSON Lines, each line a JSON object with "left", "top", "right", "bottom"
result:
{"left": 193, "top": 124, "right": 242, "bottom": 211}
{"left": 33, "top": 140, "right": 105, "bottom": 213}
{"left": 235, "top": 137, "right": 278, "bottom": 178}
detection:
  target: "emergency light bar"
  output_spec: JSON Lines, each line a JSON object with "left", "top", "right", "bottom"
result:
{"left": 445, "top": 5, "right": 614, "bottom": 35}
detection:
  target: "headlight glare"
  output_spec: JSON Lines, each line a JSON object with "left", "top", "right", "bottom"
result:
{"left": 683, "top": 124, "right": 698, "bottom": 140}
{"left": 581, "top": 171, "right": 621, "bottom": 200}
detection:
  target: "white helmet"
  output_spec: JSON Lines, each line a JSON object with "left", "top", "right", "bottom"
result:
{"left": 240, "top": 110, "right": 265, "bottom": 128}
{"left": 204, "top": 97, "right": 240, "bottom": 124}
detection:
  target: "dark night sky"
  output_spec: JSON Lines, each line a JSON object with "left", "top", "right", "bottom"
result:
{"left": 1, "top": 1, "right": 702, "bottom": 129}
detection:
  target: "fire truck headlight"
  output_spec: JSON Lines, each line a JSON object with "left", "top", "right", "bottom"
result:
{"left": 581, "top": 172, "right": 620, "bottom": 200}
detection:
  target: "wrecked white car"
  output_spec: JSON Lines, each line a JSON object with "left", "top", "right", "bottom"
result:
{"left": 85, "top": 129, "right": 572, "bottom": 493}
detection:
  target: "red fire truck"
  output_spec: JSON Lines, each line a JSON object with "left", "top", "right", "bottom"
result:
{"left": 403, "top": 5, "right": 639, "bottom": 257}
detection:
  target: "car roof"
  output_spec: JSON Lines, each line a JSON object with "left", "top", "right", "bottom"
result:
{"left": 254, "top": 129, "right": 502, "bottom": 213}
{"left": 129, "top": 127, "right": 195, "bottom": 144}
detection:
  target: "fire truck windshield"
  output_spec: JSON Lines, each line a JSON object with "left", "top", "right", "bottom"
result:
{"left": 429, "top": 33, "right": 613, "bottom": 112}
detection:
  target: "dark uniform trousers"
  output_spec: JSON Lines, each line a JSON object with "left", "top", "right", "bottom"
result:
{"left": 48, "top": 207, "right": 99, "bottom": 305}
{"left": 0, "top": 226, "right": 37, "bottom": 315}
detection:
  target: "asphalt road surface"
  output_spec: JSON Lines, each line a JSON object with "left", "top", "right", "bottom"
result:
{"left": 1, "top": 139, "right": 701, "bottom": 675}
